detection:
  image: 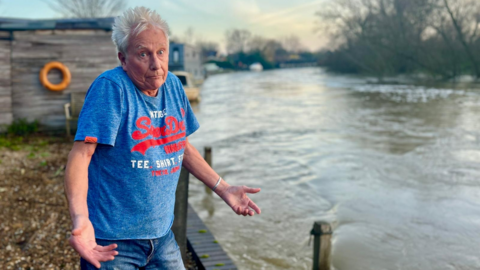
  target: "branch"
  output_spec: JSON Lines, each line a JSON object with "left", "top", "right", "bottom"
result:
{"left": 443, "top": 0, "right": 480, "bottom": 77}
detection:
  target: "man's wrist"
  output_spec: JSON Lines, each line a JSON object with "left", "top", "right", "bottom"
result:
{"left": 68, "top": 203, "right": 89, "bottom": 221}
{"left": 212, "top": 177, "right": 222, "bottom": 192}
{"left": 214, "top": 179, "right": 230, "bottom": 197}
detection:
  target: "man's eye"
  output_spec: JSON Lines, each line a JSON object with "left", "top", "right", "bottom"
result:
{"left": 158, "top": 50, "right": 164, "bottom": 55}
{"left": 140, "top": 52, "right": 147, "bottom": 57}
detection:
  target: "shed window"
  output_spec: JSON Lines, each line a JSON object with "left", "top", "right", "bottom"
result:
{"left": 173, "top": 48, "right": 179, "bottom": 63}
{"left": 176, "top": 75, "right": 187, "bottom": 86}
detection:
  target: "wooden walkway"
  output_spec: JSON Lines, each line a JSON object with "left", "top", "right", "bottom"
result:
{"left": 187, "top": 204, "right": 237, "bottom": 270}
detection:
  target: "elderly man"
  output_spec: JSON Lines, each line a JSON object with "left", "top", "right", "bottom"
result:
{"left": 65, "top": 6, "right": 261, "bottom": 269}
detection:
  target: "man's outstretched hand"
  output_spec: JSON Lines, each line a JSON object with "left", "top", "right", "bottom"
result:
{"left": 218, "top": 185, "right": 261, "bottom": 216}
{"left": 69, "top": 215, "right": 118, "bottom": 269}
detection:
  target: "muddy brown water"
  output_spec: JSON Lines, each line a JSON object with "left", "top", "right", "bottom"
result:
{"left": 187, "top": 67, "right": 480, "bottom": 270}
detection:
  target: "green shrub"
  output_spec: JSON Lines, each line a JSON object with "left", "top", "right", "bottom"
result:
{"left": 7, "top": 118, "right": 39, "bottom": 136}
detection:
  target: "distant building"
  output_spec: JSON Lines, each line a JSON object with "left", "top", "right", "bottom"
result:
{"left": 203, "top": 49, "right": 218, "bottom": 61}
{"left": 168, "top": 42, "right": 204, "bottom": 80}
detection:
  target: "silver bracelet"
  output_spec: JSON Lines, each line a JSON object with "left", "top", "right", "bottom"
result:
{"left": 212, "top": 177, "right": 222, "bottom": 191}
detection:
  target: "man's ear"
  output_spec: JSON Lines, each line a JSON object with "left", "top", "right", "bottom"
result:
{"left": 118, "top": 52, "right": 127, "bottom": 71}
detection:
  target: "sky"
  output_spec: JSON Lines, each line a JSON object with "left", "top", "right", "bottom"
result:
{"left": 0, "top": 0, "right": 329, "bottom": 52}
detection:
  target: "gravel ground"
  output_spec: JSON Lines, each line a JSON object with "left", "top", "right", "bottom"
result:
{"left": 0, "top": 136, "right": 197, "bottom": 270}
{"left": 0, "top": 136, "right": 76, "bottom": 269}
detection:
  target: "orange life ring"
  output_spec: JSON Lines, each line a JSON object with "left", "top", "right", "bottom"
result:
{"left": 39, "top": 61, "right": 71, "bottom": 91}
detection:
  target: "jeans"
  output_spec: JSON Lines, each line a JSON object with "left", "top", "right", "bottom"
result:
{"left": 80, "top": 230, "right": 185, "bottom": 270}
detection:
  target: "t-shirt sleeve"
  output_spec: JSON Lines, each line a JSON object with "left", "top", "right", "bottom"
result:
{"left": 74, "top": 77, "right": 123, "bottom": 146}
{"left": 176, "top": 77, "right": 199, "bottom": 137}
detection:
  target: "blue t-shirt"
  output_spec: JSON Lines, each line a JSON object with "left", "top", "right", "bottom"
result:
{"left": 74, "top": 67, "right": 199, "bottom": 240}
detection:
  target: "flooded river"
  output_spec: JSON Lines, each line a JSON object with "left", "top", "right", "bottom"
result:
{"left": 187, "top": 67, "right": 480, "bottom": 270}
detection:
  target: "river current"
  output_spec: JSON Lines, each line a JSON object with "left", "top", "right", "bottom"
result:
{"left": 187, "top": 67, "right": 480, "bottom": 270}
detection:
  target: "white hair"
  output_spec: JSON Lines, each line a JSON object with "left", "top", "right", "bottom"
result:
{"left": 112, "top": 6, "right": 170, "bottom": 56}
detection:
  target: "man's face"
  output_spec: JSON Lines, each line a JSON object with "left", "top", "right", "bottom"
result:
{"left": 119, "top": 26, "right": 169, "bottom": 92}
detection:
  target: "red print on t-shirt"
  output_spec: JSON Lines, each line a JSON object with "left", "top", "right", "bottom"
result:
{"left": 130, "top": 115, "right": 186, "bottom": 155}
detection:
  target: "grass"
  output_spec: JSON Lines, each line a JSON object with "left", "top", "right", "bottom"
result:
{"left": 0, "top": 136, "right": 24, "bottom": 150}
{"left": 0, "top": 133, "right": 67, "bottom": 152}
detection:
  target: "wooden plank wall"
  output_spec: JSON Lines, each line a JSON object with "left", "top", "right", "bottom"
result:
{"left": 11, "top": 30, "right": 118, "bottom": 130}
{"left": 0, "top": 39, "right": 12, "bottom": 129}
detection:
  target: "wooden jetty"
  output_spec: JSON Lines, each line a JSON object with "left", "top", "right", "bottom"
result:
{"left": 173, "top": 148, "right": 237, "bottom": 269}
{"left": 187, "top": 204, "right": 237, "bottom": 270}
{"left": 186, "top": 147, "right": 237, "bottom": 269}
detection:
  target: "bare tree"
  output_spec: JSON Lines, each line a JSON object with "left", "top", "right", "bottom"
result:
{"left": 183, "top": 27, "right": 196, "bottom": 45}
{"left": 225, "top": 29, "right": 252, "bottom": 54}
{"left": 261, "top": 39, "right": 283, "bottom": 63}
{"left": 47, "top": 0, "right": 127, "bottom": 18}
{"left": 281, "top": 35, "right": 304, "bottom": 53}
{"left": 248, "top": 36, "right": 270, "bottom": 52}
{"left": 442, "top": 0, "right": 480, "bottom": 78}
{"left": 316, "top": 0, "right": 480, "bottom": 80}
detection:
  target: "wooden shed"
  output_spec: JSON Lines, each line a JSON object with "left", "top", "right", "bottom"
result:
{"left": 0, "top": 18, "right": 118, "bottom": 131}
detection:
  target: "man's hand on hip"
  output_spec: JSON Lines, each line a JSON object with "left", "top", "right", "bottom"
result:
{"left": 69, "top": 215, "right": 118, "bottom": 269}
{"left": 218, "top": 185, "right": 261, "bottom": 216}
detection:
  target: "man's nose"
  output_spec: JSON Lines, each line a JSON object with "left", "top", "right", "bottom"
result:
{"left": 150, "top": 55, "right": 161, "bottom": 70}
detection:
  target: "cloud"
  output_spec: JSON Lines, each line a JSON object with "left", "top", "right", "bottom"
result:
{"left": 248, "top": 0, "right": 323, "bottom": 26}
{"left": 169, "top": 0, "right": 261, "bottom": 21}
{"left": 152, "top": 0, "right": 326, "bottom": 51}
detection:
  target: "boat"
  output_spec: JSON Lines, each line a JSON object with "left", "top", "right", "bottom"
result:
{"left": 249, "top": 62, "right": 263, "bottom": 72}
{"left": 172, "top": 71, "right": 200, "bottom": 102}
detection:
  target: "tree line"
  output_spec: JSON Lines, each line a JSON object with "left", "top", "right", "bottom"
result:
{"left": 172, "top": 27, "right": 319, "bottom": 70}
{"left": 316, "top": 0, "right": 480, "bottom": 80}
{"left": 220, "top": 29, "right": 318, "bottom": 70}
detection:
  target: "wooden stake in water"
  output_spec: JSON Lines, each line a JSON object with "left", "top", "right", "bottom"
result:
{"left": 311, "top": 221, "right": 332, "bottom": 270}
{"left": 204, "top": 146, "right": 213, "bottom": 194}
{"left": 204, "top": 146, "right": 212, "bottom": 166}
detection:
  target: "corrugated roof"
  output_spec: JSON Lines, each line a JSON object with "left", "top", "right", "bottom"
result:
{"left": 0, "top": 17, "right": 114, "bottom": 31}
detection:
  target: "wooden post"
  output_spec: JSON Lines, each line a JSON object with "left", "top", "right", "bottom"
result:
{"left": 204, "top": 146, "right": 212, "bottom": 166}
{"left": 173, "top": 167, "right": 190, "bottom": 265}
{"left": 311, "top": 221, "right": 332, "bottom": 270}
{"left": 204, "top": 146, "right": 212, "bottom": 194}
